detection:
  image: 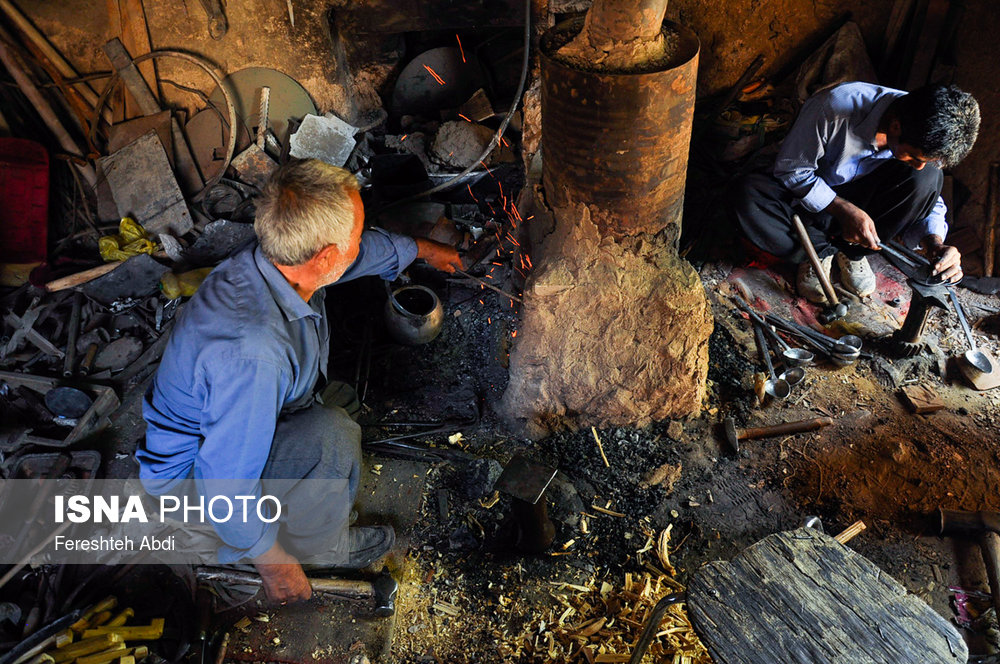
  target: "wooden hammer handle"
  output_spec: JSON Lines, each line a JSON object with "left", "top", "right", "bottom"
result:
{"left": 740, "top": 416, "right": 834, "bottom": 440}
{"left": 792, "top": 214, "right": 839, "bottom": 305}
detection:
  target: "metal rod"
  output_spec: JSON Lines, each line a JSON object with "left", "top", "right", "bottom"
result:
{"left": 62, "top": 293, "right": 83, "bottom": 377}
{"left": 948, "top": 286, "right": 979, "bottom": 351}
{"left": 629, "top": 592, "right": 686, "bottom": 664}
{"left": 452, "top": 269, "right": 523, "bottom": 303}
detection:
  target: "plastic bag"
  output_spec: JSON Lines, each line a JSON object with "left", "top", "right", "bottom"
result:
{"left": 99, "top": 217, "right": 158, "bottom": 262}
{"left": 160, "top": 267, "right": 214, "bottom": 299}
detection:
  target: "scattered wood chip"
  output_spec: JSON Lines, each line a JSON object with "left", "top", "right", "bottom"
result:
{"left": 591, "top": 427, "right": 610, "bottom": 467}
{"left": 590, "top": 504, "right": 626, "bottom": 518}
{"left": 431, "top": 601, "right": 460, "bottom": 617}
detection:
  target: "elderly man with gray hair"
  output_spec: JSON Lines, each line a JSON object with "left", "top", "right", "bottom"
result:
{"left": 139, "top": 159, "right": 461, "bottom": 603}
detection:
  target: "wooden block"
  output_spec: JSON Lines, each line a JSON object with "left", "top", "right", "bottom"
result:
{"left": 688, "top": 528, "right": 968, "bottom": 663}
{"left": 959, "top": 356, "right": 1000, "bottom": 391}
{"left": 899, "top": 384, "right": 946, "bottom": 413}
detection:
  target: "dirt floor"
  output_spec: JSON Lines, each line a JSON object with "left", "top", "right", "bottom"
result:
{"left": 301, "top": 243, "right": 1000, "bottom": 662}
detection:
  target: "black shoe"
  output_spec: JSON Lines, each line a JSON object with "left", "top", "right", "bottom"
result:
{"left": 347, "top": 525, "right": 395, "bottom": 569}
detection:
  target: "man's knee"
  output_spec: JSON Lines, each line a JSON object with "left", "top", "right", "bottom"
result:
{"left": 266, "top": 405, "right": 361, "bottom": 480}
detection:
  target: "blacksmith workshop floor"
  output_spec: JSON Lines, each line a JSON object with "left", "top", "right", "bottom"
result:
{"left": 82, "top": 248, "right": 1000, "bottom": 663}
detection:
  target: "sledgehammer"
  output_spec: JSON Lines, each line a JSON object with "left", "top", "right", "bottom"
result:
{"left": 792, "top": 214, "right": 848, "bottom": 324}
{"left": 722, "top": 416, "right": 834, "bottom": 454}
{"left": 195, "top": 566, "right": 398, "bottom": 616}
{"left": 939, "top": 509, "right": 1000, "bottom": 620}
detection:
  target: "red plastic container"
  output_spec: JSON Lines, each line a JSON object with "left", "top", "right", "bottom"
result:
{"left": 0, "top": 138, "right": 49, "bottom": 264}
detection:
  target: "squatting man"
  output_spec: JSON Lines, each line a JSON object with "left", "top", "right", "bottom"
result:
{"left": 139, "top": 159, "right": 462, "bottom": 603}
{"left": 733, "top": 82, "right": 980, "bottom": 298}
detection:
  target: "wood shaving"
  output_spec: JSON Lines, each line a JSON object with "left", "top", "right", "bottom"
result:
{"left": 508, "top": 570, "right": 712, "bottom": 663}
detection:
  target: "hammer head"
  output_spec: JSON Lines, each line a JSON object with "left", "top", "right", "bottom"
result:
{"left": 372, "top": 567, "right": 398, "bottom": 617}
{"left": 819, "top": 302, "right": 848, "bottom": 324}
{"left": 722, "top": 417, "right": 739, "bottom": 455}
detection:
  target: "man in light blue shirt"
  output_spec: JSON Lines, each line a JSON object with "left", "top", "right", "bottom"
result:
{"left": 139, "top": 159, "right": 460, "bottom": 603}
{"left": 734, "top": 82, "right": 979, "bottom": 303}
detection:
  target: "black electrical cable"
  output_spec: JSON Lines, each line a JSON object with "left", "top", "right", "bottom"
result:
{"left": 372, "top": 0, "right": 532, "bottom": 218}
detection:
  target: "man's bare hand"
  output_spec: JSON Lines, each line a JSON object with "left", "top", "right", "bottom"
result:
{"left": 922, "top": 235, "right": 963, "bottom": 283}
{"left": 826, "top": 196, "right": 881, "bottom": 250}
{"left": 252, "top": 542, "right": 312, "bottom": 605}
{"left": 415, "top": 238, "right": 463, "bottom": 273}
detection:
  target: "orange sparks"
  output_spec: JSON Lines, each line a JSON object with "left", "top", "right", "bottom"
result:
{"left": 400, "top": 134, "right": 408, "bottom": 141}
{"left": 456, "top": 35, "right": 466, "bottom": 63}
{"left": 457, "top": 113, "right": 472, "bottom": 122}
{"left": 466, "top": 184, "right": 478, "bottom": 202}
{"left": 500, "top": 136, "right": 509, "bottom": 148}
{"left": 525, "top": 254, "right": 533, "bottom": 268}
{"left": 479, "top": 300, "right": 484, "bottom": 305}
{"left": 512, "top": 330, "right": 517, "bottom": 338}
{"left": 423, "top": 64, "right": 446, "bottom": 85}
{"left": 488, "top": 317, "right": 492, "bottom": 324}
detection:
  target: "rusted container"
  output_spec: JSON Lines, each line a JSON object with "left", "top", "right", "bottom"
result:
{"left": 539, "top": 18, "right": 699, "bottom": 241}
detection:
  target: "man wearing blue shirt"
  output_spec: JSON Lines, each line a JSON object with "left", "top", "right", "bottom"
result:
{"left": 734, "top": 82, "right": 979, "bottom": 302}
{"left": 139, "top": 159, "right": 461, "bottom": 603}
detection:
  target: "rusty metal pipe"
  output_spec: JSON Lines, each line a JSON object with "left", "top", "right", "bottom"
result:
{"left": 540, "top": 17, "right": 699, "bottom": 241}
{"left": 581, "top": 0, "right": 669, "bottom": 44}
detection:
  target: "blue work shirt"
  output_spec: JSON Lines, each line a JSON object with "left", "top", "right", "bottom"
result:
{"left": 138, "top": 228, "right": 417, "bottom": 561}
{"left": 773, "top": 81, "right": 948, "bottom": 245}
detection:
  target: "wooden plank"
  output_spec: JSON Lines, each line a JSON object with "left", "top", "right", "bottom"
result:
{"left": 879, "top": 0, "right": 915, "bottom": 73}
{"left": 116, "top": 0, "right": 158, "bottom": 118}
{"left": 986, "top": 162, "right": 1000, "bottom": 278}
{"left": 906, "top": 0, "right": 950, "bottom": 90}
{"left": 687, "top": 528, "right": 967, "bottom": 663}
{"left": 900, "top": 383, "right": 946, "bottom": 413}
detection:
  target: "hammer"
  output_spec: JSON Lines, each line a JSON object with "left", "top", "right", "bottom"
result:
{"left": 722, "top": 416, "right": 834, "bottom": 454}
{"left": 195, "top": 566, "right": 399, "bottom": 616}
{"left": 792, "top": 214, "right": 848, "bottom": 324}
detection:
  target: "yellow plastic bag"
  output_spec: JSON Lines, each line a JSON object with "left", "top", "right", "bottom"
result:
{"left": 160, "top": 267, "right": 213, "bottom": 299}
{"left": 99, "top": 217, "right": 158, "bottom": 262}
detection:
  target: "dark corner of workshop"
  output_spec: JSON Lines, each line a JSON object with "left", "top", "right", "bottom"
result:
{"left": 2, "top": 0, "right": 1000, "bottom": 662}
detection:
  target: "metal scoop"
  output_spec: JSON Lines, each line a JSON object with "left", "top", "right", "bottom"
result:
{"left": 753, "top": 321, "right": 790, "bottom": 400}
{"left": 949, "top": 287, "right": 995, "bottom": 374}
{"left": 731, "top": 295, "right": 814, "bottom": 367}
{"left": 779, "top": 366, "right": 806, "bottom": 386}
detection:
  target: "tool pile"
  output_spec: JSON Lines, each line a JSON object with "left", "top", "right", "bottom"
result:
{"left": 3, "top": 596, "right": 164, "bottom": 664}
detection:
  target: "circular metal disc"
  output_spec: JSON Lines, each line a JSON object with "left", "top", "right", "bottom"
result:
{"left": 44, "top": 387, "right": 92, "bottom": 419}
{"left": 207, "top": 67, "right": 318, "bottom": 145}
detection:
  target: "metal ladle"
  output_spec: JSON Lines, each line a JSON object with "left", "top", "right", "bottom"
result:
{"left": 779, "top": 365, "right": 807, "bottom": 386}
{"left": 949, "top": 287, "right": 995, "bottom": 374}
{"left": 753, "top": 321, "right": 791, "bottom": 400}
{"left": 732, "top": 296, "right": 814, "bottom": 367}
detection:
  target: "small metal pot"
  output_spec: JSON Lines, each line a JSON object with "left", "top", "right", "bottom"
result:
{"left": 384, "top": 285, "right": 444, "bottom": 345}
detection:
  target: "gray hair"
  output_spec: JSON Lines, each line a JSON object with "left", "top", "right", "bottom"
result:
{"left": 254, "top": 159, "right": 360, "bottom": 266}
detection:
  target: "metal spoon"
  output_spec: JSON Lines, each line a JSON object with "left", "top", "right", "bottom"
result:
{"left": 779, "top": 366, "right": 807, "bottom": 386}
{"left": 753, "top": 321, "right": 790, "bottom": 400}
{"left": 948, "top": 287, "right": 995, "bottom": 374}
{"left": 766, "top": 328, "right": 814, "bottom": 367}
{"left": 731, "top": 296, "right": 814, "bottom": 366}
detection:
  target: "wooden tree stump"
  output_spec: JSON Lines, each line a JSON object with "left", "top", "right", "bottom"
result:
{"left": 687, "top": 527, "right": 967, "bottom": 663}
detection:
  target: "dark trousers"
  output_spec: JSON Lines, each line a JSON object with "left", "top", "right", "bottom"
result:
{"left": 260, "top": 380, "right": 361, "bottom": 563}
{"left": 732, "top": 160, "right": 943, "bottom": 262}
